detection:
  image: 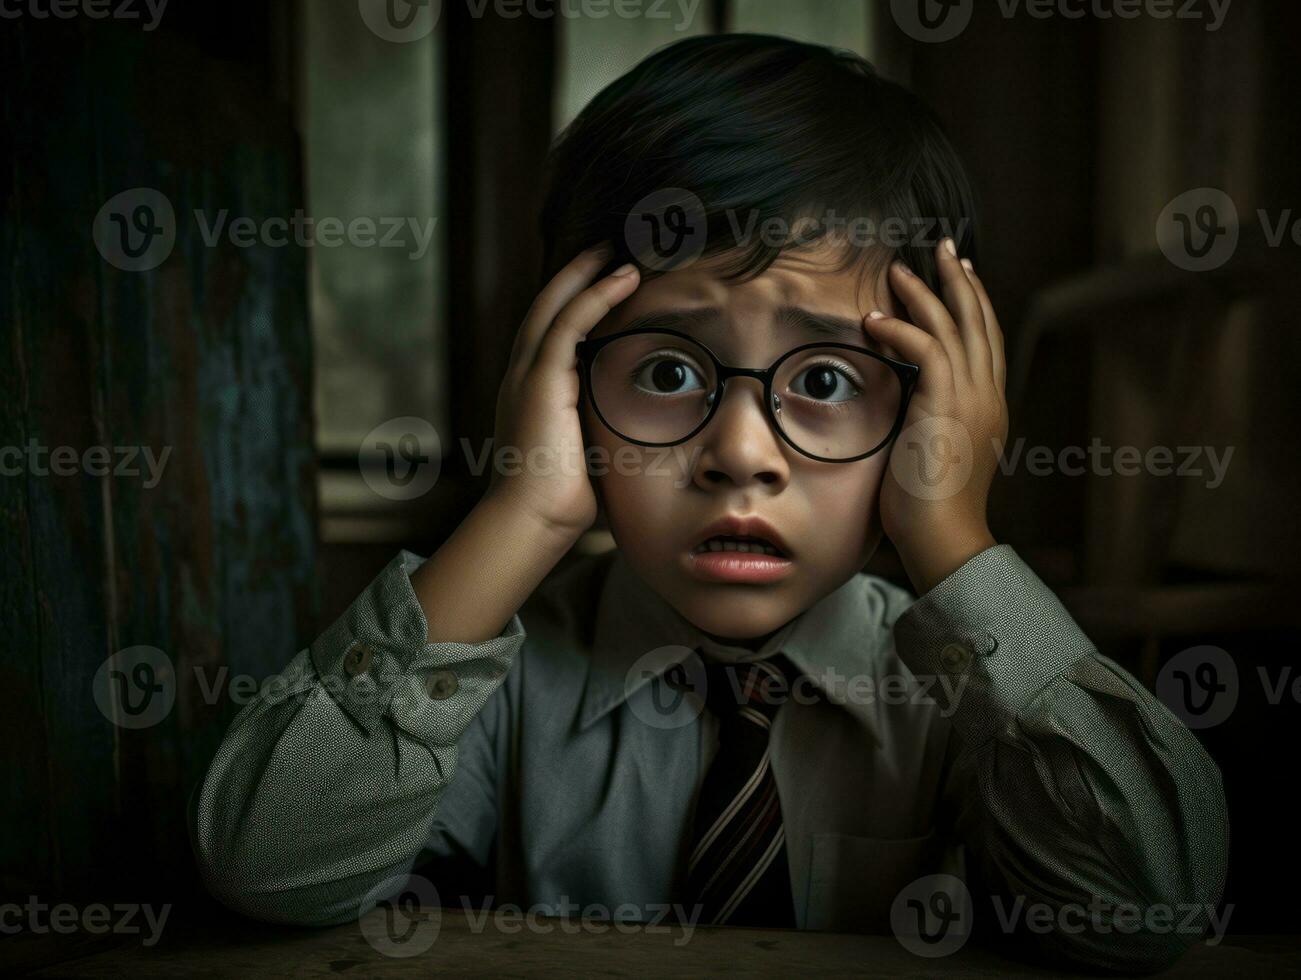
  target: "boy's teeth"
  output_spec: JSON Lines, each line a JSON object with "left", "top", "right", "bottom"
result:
{"left": 695, "top": 536, "right": 781, "bottom": 556}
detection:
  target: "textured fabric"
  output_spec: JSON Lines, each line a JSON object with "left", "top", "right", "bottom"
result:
{"left": 685, "top": 658, "right": 796, "bottom": 927}
{"left": 189, "top": 544, "right": 1229, "bottom": 973}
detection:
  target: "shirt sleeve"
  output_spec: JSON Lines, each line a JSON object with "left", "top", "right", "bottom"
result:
{"left": 890, "top": 544, "right": 1229, "bottom": 973}
{"left": 189, "top": 549, "right": 525, "bottom": 926}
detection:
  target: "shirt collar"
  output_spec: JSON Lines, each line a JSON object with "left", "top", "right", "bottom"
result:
{"left": 578, "top": 548, "right": 887, "bottom": 730}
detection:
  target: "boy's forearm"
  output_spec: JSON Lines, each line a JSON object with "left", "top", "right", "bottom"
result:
{"left": 409, "top": 490, "right": 580, "bottom": 644}
{"left": 892, "top": 516, "right": 997, "bottom": 597}
{"left": 892, "top": 544, "right": 1229, "bottom": 971}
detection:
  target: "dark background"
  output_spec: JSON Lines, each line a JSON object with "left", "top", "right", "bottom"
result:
{"left": 2, "top": 0, "right": 1298, "bottom": 944}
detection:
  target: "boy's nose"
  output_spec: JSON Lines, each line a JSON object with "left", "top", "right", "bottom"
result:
{"left": 688, "top": 377, "right": 792, "bottom": 491}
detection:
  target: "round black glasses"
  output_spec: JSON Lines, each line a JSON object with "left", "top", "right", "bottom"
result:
{"left": 576, "top": 327, "right": 920, "bottom": 463}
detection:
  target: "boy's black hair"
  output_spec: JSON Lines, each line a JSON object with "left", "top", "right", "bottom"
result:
{"left": 539, "top": 33, "right": 978, "bottom": 295}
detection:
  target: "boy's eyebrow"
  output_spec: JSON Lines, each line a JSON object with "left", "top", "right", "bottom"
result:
{"left": 620, "top": 306, "right": 871, "bottom": 346}
{"left": 774, "top": 306, "right": 870, "bottom": 345}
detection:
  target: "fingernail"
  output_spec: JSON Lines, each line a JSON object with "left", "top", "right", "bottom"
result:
{"left": 960, "top": 258, "right": 974, "bottom": 272}
{"left": 868, "top": 310, "right": 887, "bottom": 320}
{"left": 611, "top": 263, "right": 638, "bottom": 278}
{"left": 943, "top": 238, "right": 957, "bottom": 258}
{"left": 594, "top": 242, "right": 614, "bottom": 258}
{"left": 893, "top": 261, "right": 914, "bottom": 277}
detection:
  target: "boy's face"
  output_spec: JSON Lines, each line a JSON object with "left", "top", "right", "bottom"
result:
{"left": 582, "top": 243, "right": 902, "bottom": 642}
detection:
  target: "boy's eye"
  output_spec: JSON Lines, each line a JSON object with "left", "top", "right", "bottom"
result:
{"left": 789, "top": 364, "right": 861, "bottom": 403}
{"left": 631, "top": 355, "right": 708, "bottom": 395}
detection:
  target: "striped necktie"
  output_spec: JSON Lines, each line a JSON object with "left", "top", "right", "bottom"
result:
{"left": 684, "top": 655, "right": 797, "bottom": 928}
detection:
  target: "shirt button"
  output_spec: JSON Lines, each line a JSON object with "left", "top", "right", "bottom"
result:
{"left": 344, "top": 642, "right": 375, "bottom": 677}
{"left": 426, "top": 670, "right": 459, "bottom": 701}
{"left": 940, "top": 643, "right": 971, "bottom": 671}
{"left": 973, "top": 632, "right": 998, "bottom": 657}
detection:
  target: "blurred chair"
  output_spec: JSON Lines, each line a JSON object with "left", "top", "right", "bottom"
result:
{"left": 1003, "top": 237, "right": 1301, "bottom": 684}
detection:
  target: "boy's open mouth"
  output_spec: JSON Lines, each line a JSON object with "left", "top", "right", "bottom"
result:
{"left": 688, "top": 512, "right": 793, "bottom": 556}
{"left": 690, "top": 535, "right": 787, "bottom": 558}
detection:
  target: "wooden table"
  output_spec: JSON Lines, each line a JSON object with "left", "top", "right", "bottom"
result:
{"left": 6, "top": 905, "right": 1300, "bottom": 978}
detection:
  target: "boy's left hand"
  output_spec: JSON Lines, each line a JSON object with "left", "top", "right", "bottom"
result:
{"left": 862, "top": 239, "right": 1008, "bottom": 596}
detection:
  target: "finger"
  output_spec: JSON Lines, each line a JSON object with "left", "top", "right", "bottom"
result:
{"left": 888, "top": 260, "right": 967, "bottom": 383}
{"left": 533, "top": 263, "right": 641, "bottom": 380}
{"left": 962, "top": 259, "right": 1006, "bottom": 395}
{"left": 862, "top": 312, "right": 953, "bottom": 395}
{"left": 509, "top": 242, "right": 614, "bottom": 374}
{"left": 936, "top": 239, "right": 993, "bottom": 383}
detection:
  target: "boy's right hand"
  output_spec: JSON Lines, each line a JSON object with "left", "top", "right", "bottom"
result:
{"left": 485, "top": 243, "right": 641, "bottom": 542}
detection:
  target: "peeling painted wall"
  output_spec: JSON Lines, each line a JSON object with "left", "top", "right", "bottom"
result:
{"left": 1, "top": 14, "right": 317, "bottom": 900}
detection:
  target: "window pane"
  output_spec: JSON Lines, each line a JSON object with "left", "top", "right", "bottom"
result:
{"left": 730, "top": 0, "right": 873, "bottom": 58}
{"left": 301, "top": 3, "right": 445, "bottom": 456}
{"left": 554, "top": 7, "right": 712, "bottom": 135}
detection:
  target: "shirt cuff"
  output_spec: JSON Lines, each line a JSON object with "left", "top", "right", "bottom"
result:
{"left": 310, "top": 549, "right": 526, "bottom": 743}
{"left": 891, "top": 543, "right": 1095, "bottom": 746}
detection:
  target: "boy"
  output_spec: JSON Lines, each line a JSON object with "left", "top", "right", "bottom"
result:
{"left": 191, "top": 34, "right": 1227, "bottom": 972}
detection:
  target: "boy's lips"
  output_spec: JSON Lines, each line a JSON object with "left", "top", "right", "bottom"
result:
{"left": 689, "top": 514, "right": 793, "bottom": 558}
{"left": 685, "top": 549, "right": 794, "bottom": 584}
{"left": 684, "top": 514, "right": 795, "bottom": 584}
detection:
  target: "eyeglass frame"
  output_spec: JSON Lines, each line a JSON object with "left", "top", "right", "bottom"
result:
{"left": 575, "top": 326, "right": 921, "bottom": 464}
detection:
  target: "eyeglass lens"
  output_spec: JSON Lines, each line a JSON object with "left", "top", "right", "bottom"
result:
{"left": 587, "top": 332, "right": 903, "bottom": 460}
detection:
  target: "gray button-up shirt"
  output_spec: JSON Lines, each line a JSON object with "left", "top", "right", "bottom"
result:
{"left": 190, "top": 544, "right": 1228, "bottom": 972}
